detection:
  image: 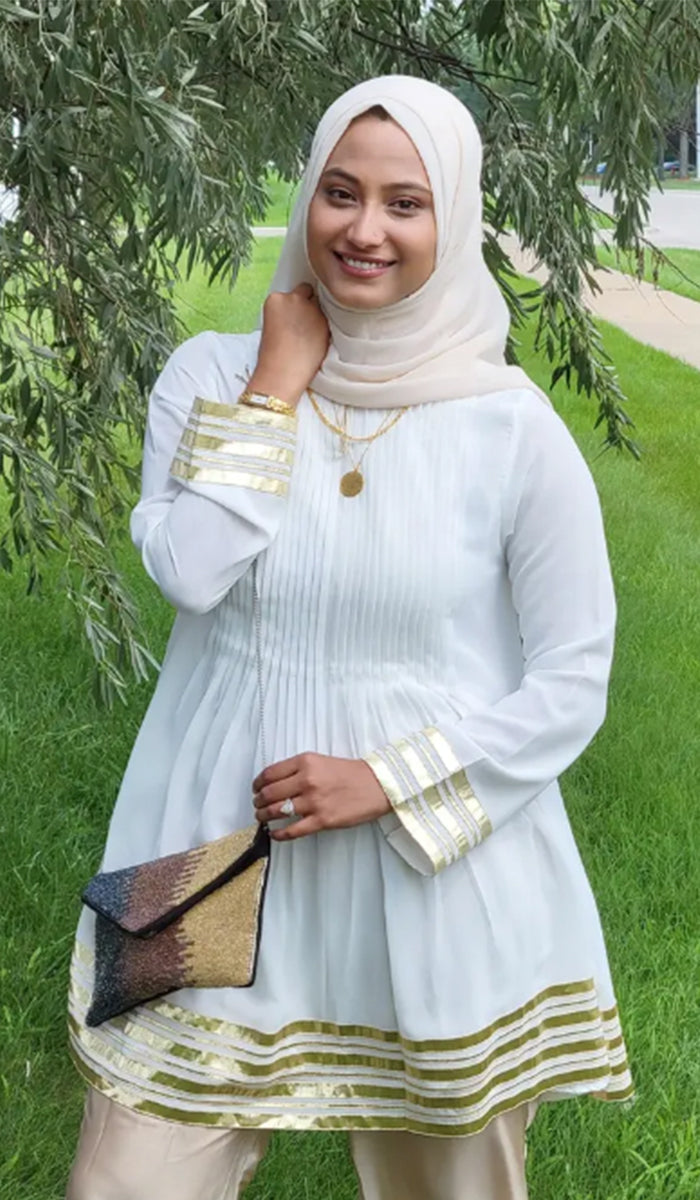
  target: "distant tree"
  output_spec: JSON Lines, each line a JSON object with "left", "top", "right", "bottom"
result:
{"left": 657, "top": 78, "right": 696, "bottom": 175}
{"left": 2, "top": 0, "right": 699, "bottom": 701}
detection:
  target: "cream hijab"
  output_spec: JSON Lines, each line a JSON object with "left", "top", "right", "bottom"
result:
{"left": 268, "top": 75, "right": 545, "bottom": 409}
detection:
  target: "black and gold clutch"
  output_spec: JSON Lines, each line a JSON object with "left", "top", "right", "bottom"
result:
{"left": 82, "top": 822, "right": 270, "bottom": 1026}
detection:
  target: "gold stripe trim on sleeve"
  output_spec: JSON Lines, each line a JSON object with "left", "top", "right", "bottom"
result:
{"left": 179, "top": 430, "right": 294, "bottom": 466}
{"left": 392, "top": 735, "right": 435, "bottom": 793}
{"left": 388, "top": 737, "right": 467, "bottom": 864}
{"left": 362, "top": 750, "right": 404, "bottom": 807}
{"left": 376, "top": 742, "right": 455, "bottom": 865}
{"left": 193, "top": 396, "right": 297, "bottom": 434}
{"left": 168, "top": 394, "right": 298, "bottom": 492}
{"left": 369, "top": 727, "right": 492, "bottom": 867}
{"left": 423, "top": 724, "right": 462, "bottom": 776}
{"left": 390, "top": 802, "right": 447, "bottom": 871}
{"left": 170, "top": 459, "right": 289, "bottom": 496}
{"left": 402, "top": 742, "right": 470, "bottom": 859}
{"left": 423, "top": 727, "right": 493, "bottom": 840}
{"left": 363, "top": 750, "right": 447, "bottom": 870}
{"left": 172, "top": 446, "right": 291, "bottom": 478}
{"left": 447, "top": 768, "right": 493, "bottom": 841}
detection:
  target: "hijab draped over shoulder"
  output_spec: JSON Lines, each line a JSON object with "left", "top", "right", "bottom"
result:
{"left": 267, "top": 75, "right": 545, "bottom": 409}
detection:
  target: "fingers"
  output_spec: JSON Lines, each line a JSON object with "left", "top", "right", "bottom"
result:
{"left": 253, "top": 774, "right": 302, "bottom": 809}
{"left": 252, "top": 752, "right": 322, "bottom": 836}
{"left": 254, "top": 795, "right": 304, "bottom": 825}
{"left": 263, "top": 282, "right": 317, "bottom": 312}
{"left": 271, "top": 816, "right": 319, "bottom": 841}
{"left": 252, "top": 757, "right": 300, "bottom": 792}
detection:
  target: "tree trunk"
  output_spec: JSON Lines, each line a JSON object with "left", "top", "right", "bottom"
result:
{"left": 680, "top": 128, "right": 689, "bottom": 177}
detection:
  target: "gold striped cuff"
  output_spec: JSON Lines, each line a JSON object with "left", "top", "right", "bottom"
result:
{"left": 170, "top": 396, "right": 297, "bottom": 497}
{"left": 365, "top": 726, "right": 492, "bottom": 872}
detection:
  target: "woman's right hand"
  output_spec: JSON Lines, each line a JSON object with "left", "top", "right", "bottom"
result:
{"left": 246, "top": 283, "right": 330, "bottom": 408}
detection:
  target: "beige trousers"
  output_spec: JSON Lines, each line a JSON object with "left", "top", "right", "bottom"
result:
{"left": 66, "top": 1087, "right": 532, "bottom": 1200}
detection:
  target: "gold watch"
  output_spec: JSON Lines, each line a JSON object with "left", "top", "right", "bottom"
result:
{"left": 238, "top": 388, "right": 296, "bottom": 418}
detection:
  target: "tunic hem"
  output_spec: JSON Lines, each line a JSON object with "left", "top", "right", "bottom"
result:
{"left": 69, "top": 942, "right": 634, "bottom": 1137}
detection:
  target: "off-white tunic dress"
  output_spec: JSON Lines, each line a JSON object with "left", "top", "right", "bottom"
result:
{"left": 69, "top": 330, "right": 633, "bottom": 1134}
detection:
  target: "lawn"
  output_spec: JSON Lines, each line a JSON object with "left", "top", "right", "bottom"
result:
{"left": 2, "top": 242, "right": 699, "bottom": 1199}
{"left": 173, "top": 236, "right": 283, "bottom": 333}
{"left": 596, "top": 244, "right": 700, "bottom": 303}
{"left": 261, "top": 171, "right": 300, "bottom": 227}
{"left": 581, "top": 175, "right": 700, "bottom": 191}
{"left": 651, "top": 178, "right": 700, "bottom": 190}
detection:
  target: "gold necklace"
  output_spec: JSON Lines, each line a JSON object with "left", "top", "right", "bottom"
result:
{"left": 308, "top": 389, "right": 407, "bottom": 443}
{"left": 307, "top": 388, "right": 408, "bottom": 497}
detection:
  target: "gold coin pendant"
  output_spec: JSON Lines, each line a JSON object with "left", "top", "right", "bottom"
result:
{"left": 340, "top": 470, "right": 364, "bottom": 497}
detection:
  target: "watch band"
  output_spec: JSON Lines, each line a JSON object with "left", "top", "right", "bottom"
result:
{"left": 238, "top": 388, "right": 296, "bottom": 419}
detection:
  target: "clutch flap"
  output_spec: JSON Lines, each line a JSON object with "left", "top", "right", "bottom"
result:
{"left": 82, "top": 823, "right": 269, "bottom": 937}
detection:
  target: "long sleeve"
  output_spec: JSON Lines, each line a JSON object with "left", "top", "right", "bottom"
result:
{"left": 130, "top": 331, "right": 296, "bottom": 614}
{"left": 365, "top": 394, "right": 616, "bottom": 875}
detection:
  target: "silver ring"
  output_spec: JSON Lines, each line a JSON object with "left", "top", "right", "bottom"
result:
{"left": 279, "top": 798, "right": 296, "bottom": 817}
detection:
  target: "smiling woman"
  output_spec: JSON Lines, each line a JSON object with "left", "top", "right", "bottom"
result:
{"left": 307, "top": 107, "right": 437, "bottom": 308}
{"left": 65, "top": 75, "right": 632, "bottom": 1200}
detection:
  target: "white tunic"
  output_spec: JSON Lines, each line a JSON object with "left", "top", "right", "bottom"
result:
{"left": 69, "top": 330, "right": 633, "bottom": 1134}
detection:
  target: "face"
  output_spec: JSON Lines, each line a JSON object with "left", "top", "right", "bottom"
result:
{"left": 307, "top": 114, "right": 437, "bottom": 309}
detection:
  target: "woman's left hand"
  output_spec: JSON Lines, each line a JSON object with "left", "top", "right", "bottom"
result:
{"left": 252, "top": 753, "right": 391, "bottom": 841}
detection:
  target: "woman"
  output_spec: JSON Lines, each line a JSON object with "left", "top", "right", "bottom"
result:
{"left": 66, "top": 76, "right": 633, "bottom": 1200}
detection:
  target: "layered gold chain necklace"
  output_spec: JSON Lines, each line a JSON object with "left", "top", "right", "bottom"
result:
{"left": 307, "top": 388, "right": 409, "bottom": 497}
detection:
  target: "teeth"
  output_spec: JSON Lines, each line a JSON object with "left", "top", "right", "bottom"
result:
{"left": 342, "top": 256, "right": 387, "bottom": 271}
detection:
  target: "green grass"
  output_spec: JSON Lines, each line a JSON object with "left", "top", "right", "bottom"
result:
{"left": 173, "top": 237, "right": 284, "bottom": 334}
{"left": 589, "top": 207, "right": 616, "bottom": 230}
{"left": 651, "top": 178, "right": 700, "bottom": 190}
{"left": 596, "top": 245, "right": 700, "bottom": 303}
{"left": 2, "top": 244, "right": 699, "bottom": 1198}
{"left": 260, "top": 172, "right": 299, "bottom": 227}
{"left": 582, "top": 175, "right": 700, "bottom": 191}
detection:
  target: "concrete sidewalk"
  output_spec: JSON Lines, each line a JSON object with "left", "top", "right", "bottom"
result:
{"left": 503, "top": 236, "right": 700, "bottom": 372}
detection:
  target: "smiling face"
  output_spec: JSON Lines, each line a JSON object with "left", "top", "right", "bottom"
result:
{"left": 306, "top": 112, "right": 437, "bottom": 309}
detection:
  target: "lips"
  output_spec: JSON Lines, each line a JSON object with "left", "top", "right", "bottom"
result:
{"left": 332, "top": 251, "right": 396, "bottom": 278}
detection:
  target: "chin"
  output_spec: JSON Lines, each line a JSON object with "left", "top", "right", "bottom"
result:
{"left": 324, "top": 277, "right": 397, "bottom": 310}
{"left": 340, "top": 291, "right": 390, "bottom": 310}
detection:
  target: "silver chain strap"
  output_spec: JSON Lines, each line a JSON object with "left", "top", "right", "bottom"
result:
{"left": 251, "top": 559, "right": 267, "bottom": 769}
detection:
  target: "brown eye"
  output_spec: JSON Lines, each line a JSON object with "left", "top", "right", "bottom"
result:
{"left": 326, "top": 187, "right": 355, "bottom": 203}
{"left": 391, "top": 198, "right": 421, "bottom": 213}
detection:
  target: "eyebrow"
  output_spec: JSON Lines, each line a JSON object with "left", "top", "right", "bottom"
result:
{"left": 321, "top": 167, "right": 433, "bottom": 196}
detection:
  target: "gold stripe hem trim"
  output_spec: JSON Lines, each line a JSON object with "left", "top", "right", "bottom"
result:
{"left": 70, "top": 951, "right": 613, "bottom": 1053}
{"left": 68, "top": 1008, "right": 618, "bottom": 1084}
{"left": 70, "top": 1049, "right": 634, "bottom": 1136}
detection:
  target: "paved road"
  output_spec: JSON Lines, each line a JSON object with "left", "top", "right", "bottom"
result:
{"left": 582, "top": 184, "right": 700, "bottom": 249}
{"left": 253, "top": 226, "right": 288, "bottom": 237}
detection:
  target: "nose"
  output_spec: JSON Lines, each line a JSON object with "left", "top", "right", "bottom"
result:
{"left": 345, "top": 204, "right": 385, "bottom": 249}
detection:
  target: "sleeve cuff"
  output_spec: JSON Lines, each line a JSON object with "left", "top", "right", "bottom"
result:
{"left": 364, "top": 726, "right": 492, "bottom": 873}
{"left": 170, "top": 396, "right": 297, "bottom": 497}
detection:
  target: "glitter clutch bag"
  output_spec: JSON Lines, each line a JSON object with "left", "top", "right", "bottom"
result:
{"left": 81, "top": 822, "right": 270, "bottom": 1026}
{"left": 82, "top": 561, "right": 272, "bottom": 1027}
